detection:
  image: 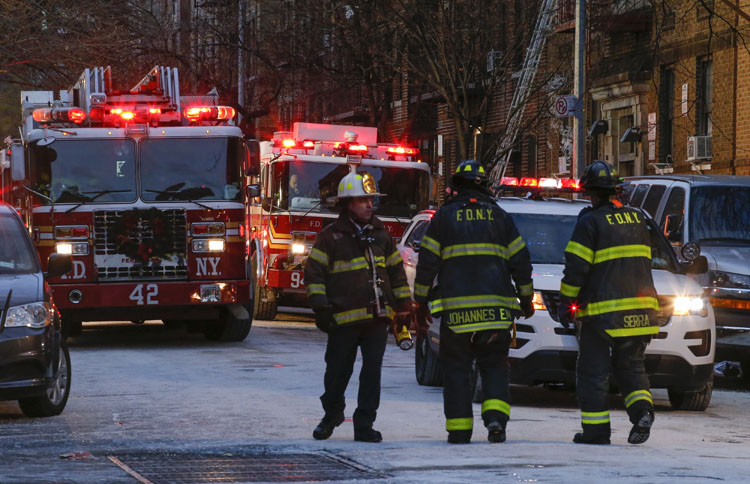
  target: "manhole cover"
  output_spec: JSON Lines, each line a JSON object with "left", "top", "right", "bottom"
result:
{"left": 109, "top": 451, "right": 383, "bottom": 483}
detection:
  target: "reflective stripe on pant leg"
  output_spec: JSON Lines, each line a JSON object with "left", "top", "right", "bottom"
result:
{"left": 581, "top": 410, "right": 610, "bottom": 425}
{"left": 446, "top": 417, "right": 474, "bottom": 431}
{"left": 481, "top": 399, "right": 510, "bottom": 417}
{"left": 624, "top": 389, "right": 653, "bottom": 408}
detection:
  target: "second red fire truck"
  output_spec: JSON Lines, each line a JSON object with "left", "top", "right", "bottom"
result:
{"left": 10, "top": 66, "right": 259, "bottom": 341}
{"left": 247, "top": 122, "right": 431, "bottom": 320}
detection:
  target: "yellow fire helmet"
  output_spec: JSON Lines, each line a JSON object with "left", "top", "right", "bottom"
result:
{"left": 337, "top": 171, "right": 385, "bottom": 200}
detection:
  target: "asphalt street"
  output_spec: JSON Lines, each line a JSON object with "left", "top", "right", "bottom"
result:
{"left": 1, "top": 313, "right": 749, "bottom": 483}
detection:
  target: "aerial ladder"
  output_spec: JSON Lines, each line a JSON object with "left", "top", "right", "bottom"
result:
{"left": 489, "top": 0, "right": 559, "bottom": 184}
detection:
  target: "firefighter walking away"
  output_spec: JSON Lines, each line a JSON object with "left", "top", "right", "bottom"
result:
{"left": 559, "top": 160, "right": 658, "bottom": 445}
{"left": 413, "top": 160, "right": 534, "bottom": 444}
{"left": 304, "top": 169, "right": 412, "bottom": 443}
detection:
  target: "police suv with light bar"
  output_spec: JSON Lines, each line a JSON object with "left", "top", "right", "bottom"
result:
{"left": 8, "top": 66, "right": 259, "bottom": 342}
{"left": 399, "top": 179, "right": 715, "bottom": 410}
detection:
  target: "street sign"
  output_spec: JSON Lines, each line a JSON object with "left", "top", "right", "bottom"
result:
{"left": 553, "top": 95, "right": 579, "bottom": 118}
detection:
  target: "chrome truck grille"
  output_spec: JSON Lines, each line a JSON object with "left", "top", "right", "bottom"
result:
{"left": 93, "top": 209, "right": 188, "bottom": 280}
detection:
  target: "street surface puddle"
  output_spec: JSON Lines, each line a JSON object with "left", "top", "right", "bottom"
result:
{"left": 109, "top": 450, "right": 383, "bottom": 482}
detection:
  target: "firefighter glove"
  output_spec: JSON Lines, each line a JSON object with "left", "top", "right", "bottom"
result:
{"left": 519, "top": 295, "right": 535, "bottom": 319}
{"left": 313, "top": 305, "right": 337, "bottom": 333}
{"left": 557, "top": 296, "right": 576, "bottom": 330}
{"left": 413, "top": 302, "right": 431, "bottom": 335}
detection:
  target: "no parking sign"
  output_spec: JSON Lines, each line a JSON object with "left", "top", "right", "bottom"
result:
{"left": 553, "top": 95, "right": 579, "bottom": 118}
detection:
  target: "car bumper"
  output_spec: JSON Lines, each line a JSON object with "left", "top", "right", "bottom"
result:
{"left": 508, "top": 308, "right": 714, "bottom": 389}
{"left": 51, "top": 280, "right": 251, "bottom": 321}
{"left": 0, "top": 326, "right": 57, "bottom": 401}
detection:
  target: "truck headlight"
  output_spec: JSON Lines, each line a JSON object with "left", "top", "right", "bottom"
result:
{"left": 673, "top": 296, "right": 707, "bottom": 317}
{"left": 291, "top": 243, "right": 306, "bottom": 255}
{"left": 4, "top": 302, "right": 51, "bottom": 328}
{"left": 708, "top": 270, "right": 750, "bottom": 289}
{"left": 56, "top": 242, "right": 89, "bottom": 255}
{"left": 192, "top": 239, "right": 225, "bottom": 252}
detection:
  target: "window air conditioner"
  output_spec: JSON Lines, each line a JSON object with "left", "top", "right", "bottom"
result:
{"left": 686, "top": 135, "right": 712, "bottom": 161}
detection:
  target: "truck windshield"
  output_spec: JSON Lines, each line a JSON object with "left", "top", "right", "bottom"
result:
{"left": 141, "top": 137, "right": 244, "bottom": 202}
{"left": 28, "top": 139, "right": 137, "bottom": 204}
{"left": 0, "top": 213, "right": 40, "bottom": 275}
{"left": 690, "top": 186, "right": 750, "bottom": 243}
{"left": 270, "top": 160, "right": 430, "bottom": 218}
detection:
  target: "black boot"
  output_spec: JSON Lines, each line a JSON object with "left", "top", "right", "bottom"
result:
{"left": 312, "top": 413, "right": 345, "bottom": 440}
{"left": 487, "top": 421, "right": 506, "bottom": 443}
{"left": 447, "top": 430, "right": 472, "bottom": 444}
{"left": 628, "top": 409, "right": 654, "bottom": 445}
{"left": 353, "top": 428, "right": 382, "bottom": 443}
{"left": 573, "top": 432, "right": 610, "bottom": 445}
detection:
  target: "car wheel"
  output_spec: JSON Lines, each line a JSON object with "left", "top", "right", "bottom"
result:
{"left": 668, "top": 375, "right": 713, "bottom": 411}
{"left": 252, "top": 253, "right": 278, "bottom": 321}
{"left": 204, "top": 305, "right": 253, "bottom": 342}
{"left": 415, "top": 332, "right": 443, "bottom": 386}
{"left": 18, "top": 345, "right": 71, "bottom": 418}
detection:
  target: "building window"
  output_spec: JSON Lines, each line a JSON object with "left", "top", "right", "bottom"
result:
{"left": 696, "top": 57, "right": 713, "bottom": 136}
{"left": 658, "top": 66, "right": 675, "bottom": 163}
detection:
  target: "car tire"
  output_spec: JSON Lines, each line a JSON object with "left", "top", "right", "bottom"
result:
{"left": 18, "top": 345, "right": 71, "bottom": 418}
{"left": 668, "top": 375, "right": 713, "bottom": 411}
{"left": 415, "top": 332, "right": 443, "bottom": 386}
{"left": 204, "top": 305, "right": 253, "bottom": 342}
{"left": 252, "top": 254, "right": 278, "bottom": 321}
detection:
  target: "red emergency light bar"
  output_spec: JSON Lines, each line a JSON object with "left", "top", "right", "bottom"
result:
{"left": 183, "top": 105, "right": 236, "bottom": 122}
{"left": 32, "top": 107, "right": 87, "bottom": 124}
{"left": 387, "top": 146, "right": 417, "bottom": 155}
{"left": 497, "top": 177, "right": 581, "bottom": 192}
{"left": 347, "top": 143, "right": 368, "bottom": 152}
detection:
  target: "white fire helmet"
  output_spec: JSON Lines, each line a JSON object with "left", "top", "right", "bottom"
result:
{"left": 337, "top": 172, "right": 384, "bottom": 200}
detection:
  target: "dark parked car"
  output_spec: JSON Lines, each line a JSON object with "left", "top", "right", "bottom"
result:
{"left": 0, "top": 202, "right": 73, "bottom": 417}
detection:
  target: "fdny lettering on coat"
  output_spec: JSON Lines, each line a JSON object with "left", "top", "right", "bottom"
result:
{"left": 196, "top": 257, "right": 221, "bottom": 276}
{"left": 455, "top": 208, "right": 494, "bottom": 222}
{"left": 447, "top": 307, "right": 512, "bottom": 325}
{"left": 605, "top": 211, "right": 641, "bottom": 226}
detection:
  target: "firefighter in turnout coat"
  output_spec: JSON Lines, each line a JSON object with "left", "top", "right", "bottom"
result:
{"left": 413, "top": 160, "right": 534, "bottom": 444}
{"left": 559, "top": 160, "right": 658, "bottom": 445}
{"left": 304, "top": 170, "right": 412, "bottom": 443}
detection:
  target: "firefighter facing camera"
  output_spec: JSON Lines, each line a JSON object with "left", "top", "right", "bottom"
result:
{"left": 559, "top": 160, "right": 657, "bottom": 445}
{"left": 414, "top": 159, "right": 535, "bottom": 444}
{"left": 304, "top": 170, "right": 412, "bottom": 443}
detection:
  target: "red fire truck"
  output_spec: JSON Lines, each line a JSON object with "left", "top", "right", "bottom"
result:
{"left": 247, "top": 122, "right": 431, "bottom": 320}
{"left": 9, "top": 66, "right": 258, "bottom": 341}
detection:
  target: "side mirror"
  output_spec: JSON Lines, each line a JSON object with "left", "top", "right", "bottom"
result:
{"left": 246, "top": 184, "right": 260, "bottom": 199}
{"left": 683, "top": 255, "right": 708, "bottom": 274}
{"left": 46, "top": 253, "right": 73, "bottom": 279}
{"left": 10, "top": 144, "right": 25, "bottom": 181}
{"left": 245, "top": 140, "right": 260, "bottom": 177}
{"left": 663, "top": 214, "right": 683, "bottom": 242}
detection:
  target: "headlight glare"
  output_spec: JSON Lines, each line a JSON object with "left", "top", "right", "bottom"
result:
{"left": 192, "top": 239, "right": 225, "bottom": 252}
{"left": 673, "top": 296, "right": 707, "bottom": 317}
{"left": 291, "top": 243, "right": 306, "bottom": 254}
{"left": 56, "top": 242, "right": 89, "bottom": 255}
{"left": 5, "top": 302, "right": 51, "bottom": 328}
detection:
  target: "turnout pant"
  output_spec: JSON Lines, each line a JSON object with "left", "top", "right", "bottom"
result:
{"left": 440, "top": 322, "right": 512, "bottom": 440}
{"left": 576, "top": 321, "right": 654, "bottom": 437}
{"left": 320, "top": 318, "right": 388, "bottom": 430}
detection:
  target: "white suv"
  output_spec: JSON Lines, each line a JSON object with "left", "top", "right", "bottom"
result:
{"left": 398, "top": 195, "right": 716, "bottom": 411}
